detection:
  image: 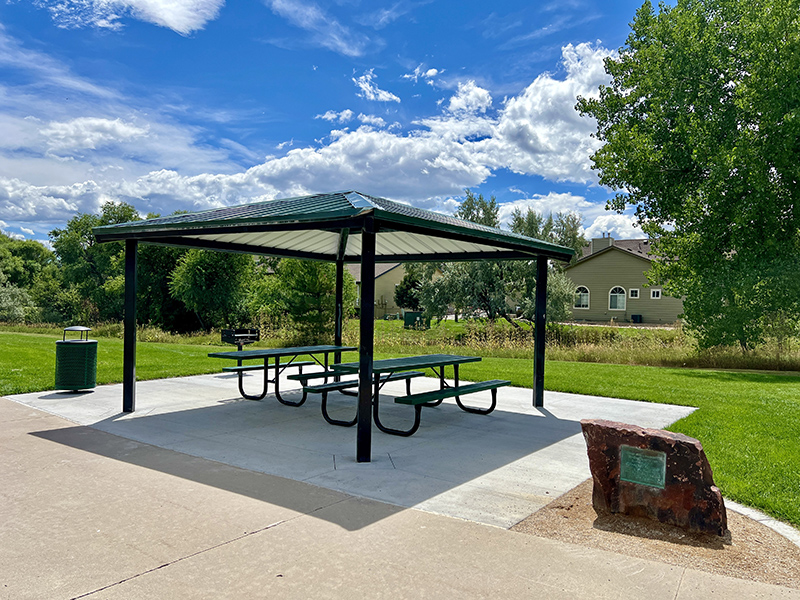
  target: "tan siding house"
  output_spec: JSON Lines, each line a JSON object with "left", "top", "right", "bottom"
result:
{"left": 564, "top": 237, "right": 683, "bottom": 324}
{"left": 347, "top": 263, "right": 406, "bottom": 319}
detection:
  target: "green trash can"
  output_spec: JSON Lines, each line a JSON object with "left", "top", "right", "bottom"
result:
{"left": 55, "top": 326, "right": 97, "bottom": 391}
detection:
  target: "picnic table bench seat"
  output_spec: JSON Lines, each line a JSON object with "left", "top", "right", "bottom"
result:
{"left": 379, "top": 379, "right": 511, "bottom": 437}
{"left": 302, "top": 371, "right": 425, "bottom": 427}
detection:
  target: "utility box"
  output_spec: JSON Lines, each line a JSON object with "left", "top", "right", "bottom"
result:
{"left": 403, "top": 311, "right": 429, "bottom": 330}
{"left": 55, "top": 326, "right": 97, "bottom": 391}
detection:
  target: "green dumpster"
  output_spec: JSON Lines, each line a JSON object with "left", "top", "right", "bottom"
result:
{"left": 55, "top": 326, "right": 97, "bottom": 391}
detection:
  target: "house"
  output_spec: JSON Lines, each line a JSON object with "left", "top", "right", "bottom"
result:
{"left": 564, "top": 236, "right": 683, "bottom": 324}
{"left": 347, "top": 263, "right": 406, "bottom": 319}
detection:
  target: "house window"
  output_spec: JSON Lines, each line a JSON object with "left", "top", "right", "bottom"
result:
{"left": 574, "top": 286, "right": 590, "bottom": 309}
{"left": 651, "top": 289, "right": 662, "bottom": 299}
{"left": 629, "top": 289, "right": 639, "bottom": 299}
{"left": 609, "top": 286, "right": 626, "bottom": 310}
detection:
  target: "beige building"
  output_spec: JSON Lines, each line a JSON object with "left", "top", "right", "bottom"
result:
{"left": 564, "top": 237, "right": 683, "bottom": 324}
{"left": 347, "top": 263, "right": 406, "bottom": 319}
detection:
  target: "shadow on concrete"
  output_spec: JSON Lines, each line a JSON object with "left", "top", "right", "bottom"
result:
{"left": 28, "top": 384, "right": 582, "bottom": 529}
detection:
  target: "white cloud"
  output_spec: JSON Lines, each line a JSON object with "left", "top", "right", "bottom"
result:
{"left": 36, "top": 0, "right": 224, "bottom": 35}
{"left": 496, "top": 192, "right": 597, "bottom": 227}
{"left": 21, "top": 227, "right": 35, "bottom": 237}
{"left": 353, "top": 70, "right": 401, "bottom": 103}
{"left": 403, "top": 64, "right": 441, "bottom": 83}
{"left": 478, "top": 42, "right": 611, "bottom": 183}
{"left": 316, "top": 109, "right": 354, "bottom": 123}
{"left": 267, "top": 0, "right": 371, "bottom": 57}
{"left": 447, "top": 81, "right": 492, "bottom": 114}
{"left": 41, "top": 117, "right": 149, "bottom": 154}
{"left": 583, "top": 213, "right": 641, "bottom": 239}
{"left": 357, "top": 113, "right": 386, "bottom": 127}
{"left": 0, "top": 36, "right": 614, "bottom": 232}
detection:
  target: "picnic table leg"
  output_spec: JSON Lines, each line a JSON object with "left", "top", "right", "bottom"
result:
{"left": 372, "top": 372, "right": 422, "bottom": 436}
{"left": 321, "top": 389, "right": 357, "bottom": 427}
{"left": 275, "top": 355, "right": 308, "bottom": 407}
{"left": 236, "top": 358, "right": 270, "bottom": 401}
{"left": 421, "top": 366, "right": 445, "bottom": 407}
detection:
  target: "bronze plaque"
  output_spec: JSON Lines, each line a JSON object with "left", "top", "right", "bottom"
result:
{"left": 620, "top": 445, "right": 666, "bottom": 489}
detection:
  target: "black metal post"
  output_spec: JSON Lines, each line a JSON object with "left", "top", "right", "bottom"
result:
{"left": 334, "top": 230, "right": 349, "bottom": 369}
{"left": 334, "top": 259, "right": 344, "bottom": 361}
{"left": 123, "top": 239, "right": 138, "bottom": 413}
{"left": 357, "top": 217, "right": 376, "bottom": 462}
{"left": 533, "top": 256, "right": 548, "bottom": 408}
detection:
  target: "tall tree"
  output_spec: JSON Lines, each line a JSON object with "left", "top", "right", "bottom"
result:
{"left": 168, "top": 249, "right": 253, "bottom": 331}
{"left": 275, "top": 259, "right": 357, "bottom": 344}
{"left": 577, "top": 0, "right": 800, "bottom": 350}
{"left": 49, "top": 201, "right": 141, "bottom": 322}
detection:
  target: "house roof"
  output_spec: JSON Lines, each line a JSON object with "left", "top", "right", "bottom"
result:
{"left": 578, "top": 238, "right": 653, "bottom": 260}
{"left": 567, "top": 238, "right": 654, "bottom": 269}
{"left": 92, "top": 190, "right": 574, "bottom": 263}
{"left": 346, "top": 262, "right": 402, "bottom": 283}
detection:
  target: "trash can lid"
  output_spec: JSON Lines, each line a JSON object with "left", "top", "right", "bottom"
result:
{"left": 64, "top": 326, "right": 92, "bottom": 331}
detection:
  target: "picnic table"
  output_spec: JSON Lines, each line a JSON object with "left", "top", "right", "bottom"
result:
{"left": 208, "top": 345, "right": 356, "bottom": 405}
{"left": 321, "top": 354, "right": 510, "bottom": 436}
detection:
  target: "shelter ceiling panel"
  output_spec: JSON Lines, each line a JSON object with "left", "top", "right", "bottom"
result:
{"left": 375, "top": 231, "right": 507, "bottom": 257}
{"left": 184, "top": 229, "right": 341, "bottom": 256}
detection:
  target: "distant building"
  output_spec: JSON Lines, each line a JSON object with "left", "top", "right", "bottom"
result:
{"left": 347, "top": 263, "right": 406, "bottom": 319}
{"left": 564, "top": 236, "right": 683, "bottom": 324}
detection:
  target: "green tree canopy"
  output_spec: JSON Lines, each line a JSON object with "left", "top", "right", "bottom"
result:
{"left": 577, "top": 0, "right": 800, "bottom": 350}
{"left": 393, "top": 271, "right": 422, "bottom": 311}
{"left": 49, "top": 201, "right": 141, "bottom": 322}
{"left": 275, "top": 259, "right": 357, "bottom": 344}
{"left": 168, "top": 249, "right": 253, "bottom": 330}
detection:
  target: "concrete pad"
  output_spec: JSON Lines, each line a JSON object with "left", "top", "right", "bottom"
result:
{"left": 9, "top": 371, "right": 696, "bottom": 529}
{"left": 3, "top": 396, "right": 798, "bottom": 600}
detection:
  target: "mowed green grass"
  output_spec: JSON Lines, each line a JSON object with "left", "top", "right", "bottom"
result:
{"left": 2, "top": 331, "right": 799, "bottom": 528}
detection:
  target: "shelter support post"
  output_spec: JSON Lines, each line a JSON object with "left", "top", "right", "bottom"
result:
{"left": 334, "top": 231, "right": 348, "bottom": 366}
{"left": 357, "top": 218, "right": 376, "bottom": 462}
{"left": 532, "top": 256, "right": 547, "bottom": 408}
{"left": 123, "top": 239, "right": 137, "bottom": 413}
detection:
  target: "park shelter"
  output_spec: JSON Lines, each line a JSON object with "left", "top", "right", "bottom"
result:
{"left": 93, "top": 191, "right": 575, "bottom": 462}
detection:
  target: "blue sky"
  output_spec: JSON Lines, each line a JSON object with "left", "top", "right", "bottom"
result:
{"left": 0, "top": 0, "right": 649, "bottom": 246}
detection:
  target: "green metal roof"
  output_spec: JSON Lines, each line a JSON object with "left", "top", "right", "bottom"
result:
{"left": 93, "top": 190, "right": 574, "bottom": 263}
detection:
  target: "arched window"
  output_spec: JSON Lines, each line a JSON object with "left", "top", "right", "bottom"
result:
{"left": 574, "top": 286, "right": 590, "bottom": 309}
{"left": 609, "top": 286, "right": 626, "bottom": 310}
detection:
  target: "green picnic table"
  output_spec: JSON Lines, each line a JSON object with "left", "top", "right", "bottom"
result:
{"left": 324, "top": 354, "right": 510, "bottom": 436}
{"left": 208, "top": 345, "right": 356, "bottom": 405}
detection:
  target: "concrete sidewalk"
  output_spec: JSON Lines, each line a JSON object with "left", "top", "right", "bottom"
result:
{"left": 2, "top": 397, "right": 799, "bottom": 599}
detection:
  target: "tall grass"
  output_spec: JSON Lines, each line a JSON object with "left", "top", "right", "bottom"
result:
{"left": 344, "top": 319, "right": 800, "bottom": 371}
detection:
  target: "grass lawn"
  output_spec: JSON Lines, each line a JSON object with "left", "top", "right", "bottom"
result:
{"left": 2, "top": 330, "right": 798, "bottom": 529}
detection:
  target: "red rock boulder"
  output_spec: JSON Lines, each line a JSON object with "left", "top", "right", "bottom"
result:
{"left": 581, "top": 419, "right": 727, "bottom": 535}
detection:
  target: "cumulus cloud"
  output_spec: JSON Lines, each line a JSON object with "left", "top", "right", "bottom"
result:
{"left": 0, "top": 39, "right": 614, "bottom": 232}
{"left": 267, "top": 0, "right": 371, "bottom": 57}
{"left": 357, "top": 113, "right": 386, "bottom": 127}
{"left": 41, "top": 117, "right": 149, "bottom": 154}
{"left": 477, "top": 42, "right": 610, "bottom": 183}
{"left": 353, "top": 69, "right": 401, "bottom": 103}
{"left": 447, "top": 81, "right": 492, "bottom": 114}
{"left": 583, "top": 213, "right": 641, "bottom": 239}
{"left": 36, "top": 0, "right": 224, "bottom": 35}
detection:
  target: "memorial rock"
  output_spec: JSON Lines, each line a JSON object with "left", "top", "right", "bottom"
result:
{"left": 581, "top": 419, "right": 727, "bottom": 535}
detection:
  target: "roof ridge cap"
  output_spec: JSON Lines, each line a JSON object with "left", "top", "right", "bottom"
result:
{"left": 344, "top": 191, "right": 378, "bottom": 209}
